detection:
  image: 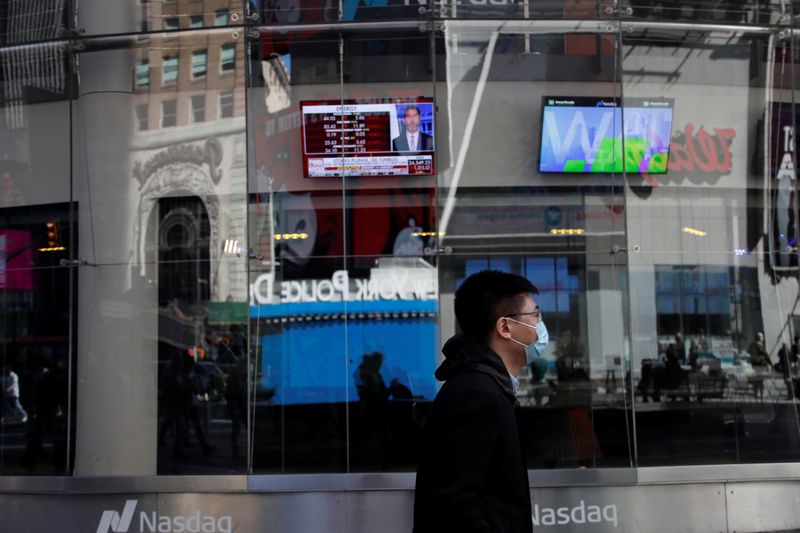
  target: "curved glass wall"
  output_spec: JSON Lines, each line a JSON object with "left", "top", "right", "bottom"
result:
{"left": 1, "top": 0, "right": 800, "bottom": 476}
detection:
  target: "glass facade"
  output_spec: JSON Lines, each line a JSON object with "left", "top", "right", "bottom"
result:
{"left": 2, "top": 0, "right": 800, "bottom": 478}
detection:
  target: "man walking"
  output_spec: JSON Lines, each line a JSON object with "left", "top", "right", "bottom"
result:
{"left": 3, "top": 365, "right": 28, "bottom": 423}
{"left": 414, "top": 270, "right": 548, "bottom": 533}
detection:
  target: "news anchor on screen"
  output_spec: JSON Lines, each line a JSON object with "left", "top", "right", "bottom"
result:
{"left": 393, "top": 105, "right": 434, "bottom": 152}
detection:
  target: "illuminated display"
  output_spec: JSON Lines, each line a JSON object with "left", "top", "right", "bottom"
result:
{"left": 300, "top": 98, "right": 435, "bottom": 177}
{"left": 539, "top": 96, "right": 674, "bottom": 174}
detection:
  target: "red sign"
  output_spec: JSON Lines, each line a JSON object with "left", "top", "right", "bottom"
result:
{"left": 640, "top": 123, "right": 736, "bottom": 187}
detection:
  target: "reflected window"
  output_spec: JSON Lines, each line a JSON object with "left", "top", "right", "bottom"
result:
{"left": 161, "top": 99, "right": 177, "bottom": 128}
{"left": 220, "top": 44, "right": 235, "bottom": 73}
{"left": 135, "top": 59, "right": 149, "bottom": 87}
{"left": 164, "top": 17, "right": 179, "bottom": 30}
{"left": 190, "top": 15, "right": 203, "bottom": 28}
{"left": 214, "top": 10, "right": 228, "bottom": 26}
{"left": 135, "top": 104, "right": 149, "bottom": 131}
{"left": 192, "top": 50, "right": 207, "bottom": 79}
{"left": 162, "top": 56, "right": 178, "bottom": 84}
{"left": 219, "top": 91, "right": 233, "bottom": 119}
{"left": 190, "top": 95, "right": 205, "bottom": 123}
{"left": 656, "top": 265, "right": 734, "bottom": 340}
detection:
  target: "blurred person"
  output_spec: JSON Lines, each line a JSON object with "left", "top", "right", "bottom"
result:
{"left": 667, "top": 331, "right": 686, "bottom": 366}
{"left": 554, "top": 330, "right": 587, "bottom": 382}
{"left": 22, "top": 359, "right": 68, "bottom": 473}
{"left": 652, "top": 332, "right": 689, "bottom": 401}
{"left": 183, "top": 355, "right": 216, "bottom": 456}
{"left": 776, "top": 343, "right": 790, "bottom": 375}
{"left": 158, "top": 354, "right": 189, "bottom": 459}
{"left": 689, "top": 328, "right": 709, "bottom": 369}
{"left": 791, "top": 335, "right": 800, "bottom": 366}
{"left": 748, "top": 332, "right": 771, "bottom": 400}
{"left": 387, "top": 378, "right": 413, "bottom": 400}
{"left": 354, "top": 352, "right": 389, "bottom": 463}
{"left": 224, "top": 357, "right": 247, "bottom": 458}
{"left": 3, "top": 365, "right": 28, "bottom": 423}
{"left": 748, "top": 332, "right": 771, "bottom": 368}
{"left": 392, "top": 215, "right": 425, "bottom": 256}
{"left": 414, "top": 270, "right": 547, "bottom": 533}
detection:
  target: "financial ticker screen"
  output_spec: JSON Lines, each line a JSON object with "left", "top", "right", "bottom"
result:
{"left": 300, "top": 98, "right": 435, "bottom": 178}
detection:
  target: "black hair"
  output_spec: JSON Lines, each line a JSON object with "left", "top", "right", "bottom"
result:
{"left": 454, "top": 270, "right": 539, "bottom": 343}
{"left": 403, "top": 105, "right": 420, "bottom": 117}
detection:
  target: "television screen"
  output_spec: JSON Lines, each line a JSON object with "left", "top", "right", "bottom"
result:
{"left": 301, "top": 98, "right": 435, "bottom": 178}
{"left": 539, "top": 96, "right": 674, "bottom": 174}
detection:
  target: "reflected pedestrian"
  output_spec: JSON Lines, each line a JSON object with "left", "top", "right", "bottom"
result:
{"left": 3, "top": 365, "right": 28, "bottom": 423}
{"left": 748, "top": 332, "right": 771, "bottom": 400}
{"left": 354, "top": 352, "right": 388, "bottom": 463}
{"left": 748, "top": 332, "right": 771, "bottom": 368}
{"left": 224, "top": 357, "right": 246, "bottom": 458}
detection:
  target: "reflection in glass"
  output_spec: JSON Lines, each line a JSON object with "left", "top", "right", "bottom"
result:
{"left": 624, "top": 28, "right": 800, "bottom": 465}
{"left": 437, "top": 20, "right": 632, "bottom": 469}
{"left": 248, "top": 28, "right": 348, "bottom": 473}
{"left": 6, "top": 1, "right": 800, "bottom": 480}
{"left": 1, "top": 34, "right": 73, "bottom": 474}
{"left": 68, "top": 28, "right": 248, "bottom": 475}
{"left": 0, "top": 209, "right": 73, "bottom": 474}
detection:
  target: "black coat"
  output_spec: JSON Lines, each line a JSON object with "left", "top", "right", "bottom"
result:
{"left": 413, "top": 334, "right": 532, "bottom": 533}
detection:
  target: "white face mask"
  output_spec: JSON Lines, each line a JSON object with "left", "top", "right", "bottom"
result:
{"left": 507, "top": 317, "right": 549, "bottom": 365}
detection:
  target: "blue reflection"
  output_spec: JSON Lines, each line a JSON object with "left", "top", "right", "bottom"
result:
{"left": 256, "top": 300, "right": 438, "bottom": 405}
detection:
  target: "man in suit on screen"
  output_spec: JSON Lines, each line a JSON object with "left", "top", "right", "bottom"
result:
{"left": 392, "top": 105, "right": 434, "bottom": 152}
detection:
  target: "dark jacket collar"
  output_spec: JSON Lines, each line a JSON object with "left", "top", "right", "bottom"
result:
{"left": 436, "top": 333, "right": 517, "bottom": 403}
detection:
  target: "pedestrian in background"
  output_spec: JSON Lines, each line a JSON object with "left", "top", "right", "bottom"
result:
{"left": 3, "top": 365, "right": 28, "bottom": 423}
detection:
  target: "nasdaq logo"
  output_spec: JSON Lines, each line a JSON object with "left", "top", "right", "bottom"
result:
{"left": 97, "top": 500, "right": 138, "bottom": 533}
{"left": 97, "top": 500, "right": 233, "bottom": 533}
{"left": 532, "top": 500, "right": 619, "bottom": 528}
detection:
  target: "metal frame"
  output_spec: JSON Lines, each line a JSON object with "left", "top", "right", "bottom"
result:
{"left": 4, "top": 463, "right": 800, "bottom": 493}
{"left": 2, "top": 2, "right": 798, "bottom": 505}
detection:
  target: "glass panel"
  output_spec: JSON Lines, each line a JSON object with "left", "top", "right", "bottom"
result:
{"left": 623, "top": 26, "right": 800, "bottom": 465}
{"left": 0, "top": 42, "right": 74, "bottom": 474}
{"left": 339, "top": 23, "right": 438, "bottom": 471}
{"left": 79, "top": 0, "right": 245, "bottom": 37}
{"left": 247, "top": 28, "right": 349, "bottom": 472}
{"left": 627, "top": 0, "right": 783, "bottom": 25}
{"left": 0, "top": 0, "right": 72, "bottom": 46}
{"left": 249, "top": 0, "right": 420, "bottom": 24}
{"left": 437, "top": 19, "right": 632, "bottom": 469}
{"left": 0, "top": 242, "right": 74, "bottom": 475}
{"left": 72, "top": 29, "right": 248, "bottom": 475}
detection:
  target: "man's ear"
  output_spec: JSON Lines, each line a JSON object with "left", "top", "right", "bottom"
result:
{"left": 495, "top": 316, "right": 512, "bottom": 340}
